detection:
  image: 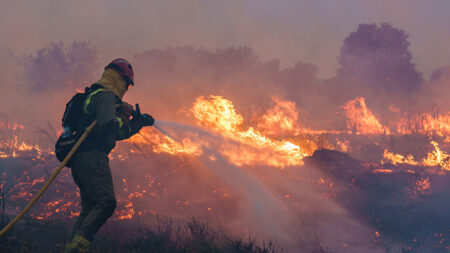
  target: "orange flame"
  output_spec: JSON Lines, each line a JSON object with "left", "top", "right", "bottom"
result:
{"left": 2, "top": 93, "right": 450, "bottom": 223}
{"left": 415, "top": 177, "right": 431, "bottom": 195}
{"left": 397, "top": 112, "right": 450, "bottom": 136}
{"left": 190, "top": 95, "right": 308, "bottom": 168}
{"left": 382, "top": 150, "right": 418, "bottom": 166}
{"left": 256, "top": 97, "right": 300, "bottom": 136}
{"left": 127, "top": 128, "right": 202, "bottom": 156}
{"left": 0, "top": 122, "right": 24, "bottom": 130}
{"left": 382, "top": 141, "right": 449, "bottom": 171}
{"left": 423, "top": 141, "right": 450, "bottom": 170}
{"left": 342, "top": 97, "right": 390, "bottom": 135}
{"left": 0, "top": 135, "right": 46, "bottom": 159}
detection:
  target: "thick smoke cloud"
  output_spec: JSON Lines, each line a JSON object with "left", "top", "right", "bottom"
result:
{"left": 0, "top": 49, "right": 21, "bottom": 118}
{"left": 9, "top": 22, "right": 444, "bottom": 139}
{"left": 1, "top": 1, "right": 449, "bottom": 79}
{"left": 130, "top": 46, "right": 348, "bottom": 132}
{"left": 424, "top": 66, "right": 450, "bottom": 110}
{"left": 2, "top": 22, "right": 446, "bottom": 149}
{"left": 131, "top": 46, "right": 283, "bottom": 124}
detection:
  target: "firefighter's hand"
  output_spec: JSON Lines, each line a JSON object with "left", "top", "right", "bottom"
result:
{"left": 140, "top": 114, "right": 155, "bottom": 126}
{"left": 118, "top": 102, "right": 133, "bottom": 125}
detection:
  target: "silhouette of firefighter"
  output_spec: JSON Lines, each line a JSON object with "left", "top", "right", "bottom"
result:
{"left": 61, "top": 59, "right": 154, "bottom": 252}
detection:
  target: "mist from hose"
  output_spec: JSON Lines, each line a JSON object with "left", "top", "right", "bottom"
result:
{"left": 152, "top": 120, "right": 294, "bottom": 244}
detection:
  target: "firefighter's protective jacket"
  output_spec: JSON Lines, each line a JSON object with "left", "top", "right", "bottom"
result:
{"left": 77, "top": 69, "right": 142, "bottom": 154}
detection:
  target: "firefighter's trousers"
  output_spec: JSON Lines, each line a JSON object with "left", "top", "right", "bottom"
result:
{"left": 69, "top": 151, "right": 117, "bottom": 241}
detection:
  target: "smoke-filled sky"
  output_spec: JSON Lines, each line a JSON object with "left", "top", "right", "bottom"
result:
{"left": 1, "top": 0, "right": 449, "bottom": 78}
{"left": 1, "top": 2, "right": 449, "bottom": 251}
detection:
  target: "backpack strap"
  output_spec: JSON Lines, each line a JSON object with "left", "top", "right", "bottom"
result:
{"left": 83, "top": 88, "right": 104, "bottom": 115}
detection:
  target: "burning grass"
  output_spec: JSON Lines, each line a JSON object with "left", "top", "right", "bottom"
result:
{"left": 1, "top": 95, "right": 449, "bottom": 252}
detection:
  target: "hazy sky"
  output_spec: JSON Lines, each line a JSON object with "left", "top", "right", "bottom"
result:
{"left": 1, "top": 0, "right": 449, "bottom": 78}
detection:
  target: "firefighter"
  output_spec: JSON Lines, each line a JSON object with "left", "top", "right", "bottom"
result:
{"left": 65, "top": 59, "right": 154, "bottom": 253}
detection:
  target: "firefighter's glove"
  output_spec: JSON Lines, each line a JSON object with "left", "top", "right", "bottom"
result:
{"left": 117, "top": 102, "right": 133, "bottom": 125}
{"left": 140, "top": 114, "right": 155, "bottom": 126}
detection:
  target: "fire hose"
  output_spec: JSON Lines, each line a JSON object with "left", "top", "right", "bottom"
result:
{"left": 0, "top": 120, "right": 98, "bottom": 237}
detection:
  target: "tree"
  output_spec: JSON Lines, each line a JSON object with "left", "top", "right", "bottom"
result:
{"left": 337, "top": 23, "right": 423, "bottom": 93}
{"left": 22, "top": 41, "right": 98, "bottom": 91}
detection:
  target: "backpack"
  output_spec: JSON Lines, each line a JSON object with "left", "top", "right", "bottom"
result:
{"left": 55, "top": 86, "right": 99, "bottom": 164}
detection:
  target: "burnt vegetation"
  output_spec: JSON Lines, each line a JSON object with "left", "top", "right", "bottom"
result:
{"left": 305, "top": 149, "right": 450, "bottom": 252}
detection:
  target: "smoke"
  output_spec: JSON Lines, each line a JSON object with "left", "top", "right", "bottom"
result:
{"left": 0, "top": 42, "right": 100, "bottom": 147}
{"left": 1, "top": 1, "right": 449, "bottom": 79}
{"left": 3, "top": 22, "right": 445, "bottom": 140}
{"left": 0, "top": 21, "right": 448, "bottom": 252}
{"left": 130, "top": 46, "right": 280, "bottom": 123}
{"left": 332, "top": 23, "right": 426, "bottom": 124}
{"left": 424, "top": 66, "right": 450, "bottom": 110}
{"left": 155, "top": 121, "right": 291, "bottom": 238}
{"left": 305, "top": 149, "right": 450, "bottom": 252}
{"left": 130, "top": 120, "right": 383, "bottom": 252}
{"left": 22, "top": 41, "right": 98, "bottom": 92}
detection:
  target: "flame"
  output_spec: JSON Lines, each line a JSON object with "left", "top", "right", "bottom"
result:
{"left": 382, "top": 150, "right": 418, "bottom": 166}
{"left": 2, "top": 94, "right": 449, "bottom": 225}
{"left": 112, "top": 95, "right": 450, "bottom": 170}
{"left": 191, "top": 95, "right": 244, "bottom": 133}
{"left": 127, "top": 128, "right": 202, "bottom": 156}
{"left": 397, "top": 112, "right": 450, "bottom": 136}
{"left": 389, "top": 104, "right": 400, "bottom": 113}
{"left": 0, "top": 122, "right": 24, "bottom": 130}
{"left": 0, "top": 135, "right": 46, "bottom": 159}
{"left": 382, "top": 141, "right": 449, "bottom": 171}
{"left": 190, "top": 95, "right": 308, "bottom": 168}
{"left": 422, "top": 113, "right": 450, "bottom": 136}
{"left": 33, "top": 199, "right": 79, "bottom": 220}
{"left": 342, "top": 97, "right": 390, "bottom": 135}
{"left": 415, "top": 177, "right": 431, "bottom": 195}
{"left": 256, "top": 97, "right": 300, "bottom": 136}
{"left": 336, "top": 140, "right": 350, "bottom": 152}
{"left": 116, "top": 201, "right": 135, "bottom": 220}
{"left": 372, "top": 168, "right": 393, "bottom": 174}
{"left": 423, "top": 141, "right": 450, "bottom": 170}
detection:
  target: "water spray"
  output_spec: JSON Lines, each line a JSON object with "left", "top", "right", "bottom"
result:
{"left": 153, "top": 121, "right": 184, "bottom": 145}
{"left": 150, "top": 120, "right": 293, "bottom": 242}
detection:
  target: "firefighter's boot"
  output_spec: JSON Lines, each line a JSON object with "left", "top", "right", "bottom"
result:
{"left": 65, "top": 234, "right": 91, "bottom": 253}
